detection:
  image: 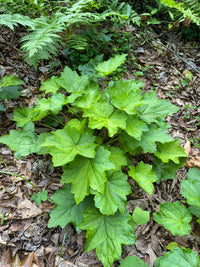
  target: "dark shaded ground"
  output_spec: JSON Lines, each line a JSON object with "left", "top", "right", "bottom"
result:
{"left": 0, "top": 24, "right": 200, "bottom": 266}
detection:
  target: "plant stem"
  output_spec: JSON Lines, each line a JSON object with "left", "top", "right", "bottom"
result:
{"left": 0, "top": 171, "right": 41, "bottom": 192}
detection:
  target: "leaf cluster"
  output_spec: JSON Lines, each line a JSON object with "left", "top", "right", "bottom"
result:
{"left": 0, "top": 55, "right": 188, "bottom": 266}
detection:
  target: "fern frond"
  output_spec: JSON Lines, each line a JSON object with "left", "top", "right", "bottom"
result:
{"left": 0, "top": 13, "right": 35, "bottom": 30}
{"left": 21, "top": 16, "right": 65, "bottom": 68}
{"left": 158, "top": 0, "right": 200, "bottom": 26}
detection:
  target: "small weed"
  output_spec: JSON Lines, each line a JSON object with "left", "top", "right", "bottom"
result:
{"left": 0, "top": 214, "right": 8, "bottom": 225}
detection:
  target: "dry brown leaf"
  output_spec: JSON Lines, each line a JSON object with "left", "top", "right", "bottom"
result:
{"left": 185, "top": 156, "right": 200, "bottom": 168}
{"left": 7, "top": 198, "right": 42, "bottom": 220}
{"left": 184, "top": 140, "right": 191, "bottom": 156}
{"left": 11, "top": 252, "right": 34, "bottom": 267}
{"left": 0, "top": 249, "right": 11, "bottom": 266}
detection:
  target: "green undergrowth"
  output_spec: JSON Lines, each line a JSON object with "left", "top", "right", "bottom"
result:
{"left": 1, "top": 54, "right": 199, "bottom": 266}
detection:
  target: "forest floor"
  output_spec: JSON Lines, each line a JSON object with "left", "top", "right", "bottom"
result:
{"left": 0, "top": 23, "right": 200, "bottom": 267}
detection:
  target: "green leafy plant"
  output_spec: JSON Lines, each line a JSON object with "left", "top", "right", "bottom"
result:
{"left": 32, "top": 190, "right": 48, "bottom": 206}
{"left": 0, "top": 0, "right": 128, "bottom": 68}
{"left": 157, "top": 0, "right": 200, "bottom": 26}
{"left": 154, "top": 247, "right": 200, "bottom": 267}
{"left": 119, "top": 256, "right": 149, "bottom": 267}
{"left": 0, "top": 75, "right": 24, "bottom": 111}
{"left": 0, "top": 213, "right": 8, "bottom": 226}
{"left": 0, "top": 55, "right": 188, "bottom": 266}
{"left": 154, "top": 168, "right": 200, "bottom": 238}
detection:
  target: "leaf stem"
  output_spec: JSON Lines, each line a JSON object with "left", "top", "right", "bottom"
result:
{"left": 0, "top": 171, "right": 41, "bottom": 192}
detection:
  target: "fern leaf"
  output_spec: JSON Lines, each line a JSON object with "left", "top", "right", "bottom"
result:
{"left": 21, "top": 16, "right": 65, "bottom": 68}
{"left": 0, "top": 13, "right": 35, "bottom": 30}
{"left": 158, "top": 0, "right": 200, "bottom": 25}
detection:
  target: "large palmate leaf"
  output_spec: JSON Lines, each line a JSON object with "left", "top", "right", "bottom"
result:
{"left": 61, "top": 147, "right": 114, "bottom": 203}
{"left": 0, "top": 75, "right": 24, "bottom": 87}
{"left": 56, "top": 66, "right": 89, "bottom": 99}
{"left": 120, "top": 256, "right": 149, "bottom": 267}
{"left": 153, "top": 201, "right": 192, "bottom": 236}
{"left": 120, "top": 125, "right": 173, "bottom": 155}
{"left": 12, "top": 106, "right": 34, "bottom": 127}
{"left": 0, "top": 122, "right": 38, "bottom": 159}
{"left": 181, "top": 168, "right": 200, "bottom": 207}
{"left": 80, "top": 208, "right": 135, "bottom": 267}
{"left": 138, "top": 125, "right": 174, "bottom": 153}
{"left": 155, "top": 140, "right": 187, "bottom": 163}
{"left": 126, "top": 116, "right": 148, "bottom": 140}
{"left": 107, "top": 146, "right": 128, "bottom": 170}
{"left": 153, "top": 157, "right": 186, "bottom": 183}
{"left": 83, "top": 101, "right": 127, "bottom": 137}
{"left": 13, "top": 94, "right": 67, "bottom": 126}
{"left": 128, "top": 161, "right": 158, "bottom": 194}
{"left": 78, "top": 54, "right": 104, "bottom": 78}
{"left": 40, "top": 76, "right": 60, "bottom": 94}
{"left": 48, "top": 184, "right": 93, "bottom": 232}
{"left": 31, "top": 93, "right": 67, "bottom": 120}
{"left": 95, "top": 54, "right": 127, "bottom": 76}
{"left": 41, "top": 119, "right": 96, "bottom": 166}
{"left": 0, "top": 85, "right": 22, "bottom": 100}
{"left": 104, "top": 80, "right": 144, "bottom": 115}
{"left": 137, "top": 90, "right": 179, "bottom": 124}
{"left": 74, "top": 83, "right": 101, "bottom": 109}
{"left": 0, "top": 75, "right": 24, "bottom": 101}
{"left": 154, "top": 247, "right": 200, "bottom": 267}
{"left": 94, "top": 170, "right": 131, "bottom": 215}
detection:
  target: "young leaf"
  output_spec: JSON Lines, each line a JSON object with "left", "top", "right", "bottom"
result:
{"left": 0, "top": 122, "right": 38, "bottom": 159}
{"left": 48, "top": 185, "right": 93, "bottom": 232}
{"left": 61, "top": 147, "right": 114, "bottom": 203}
{"left": 128, "top": 162, "right": 158, "bottom": 194}
{"left": 181, "top": 168, "right": 200, "bottom": 207}
{"left": 94, "top": 170, "right": 131, "bottom": 215}
{"left": 130, "top": 206, "right": 150, "bottom": 231}
{"left": 104, "top": 80, "right": 144, "bottom": 115}
{"left": 41, "top": 119, "right": 96, "bottom": 166}
{"left": 120, "top": 256, "right": 149, "bottom": 267}
{"left": 32, "top": 190, "right": 48, "bottom": 206}
{"left": 80, "top": 208, "right": 135, "bottom": 267}
{"left": 95, "top": 54, "right": 127, "bottom": 76}
{"left": 154, "top": 247, "right": 200, "bottom": 267}
{"left": 83, "top": 100, "right": 127, "bottom": 137}
{"left": 155, "top": 140, "right": 188, "bottom": 163}
{"left": 153, "top": 201, "right": 192, "bottom": 236}
{"left": 137, "top": 90, "right": 179, "bottom": 124}
{"left": 132, "top": 207, "right": 150, "bottom": 225}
